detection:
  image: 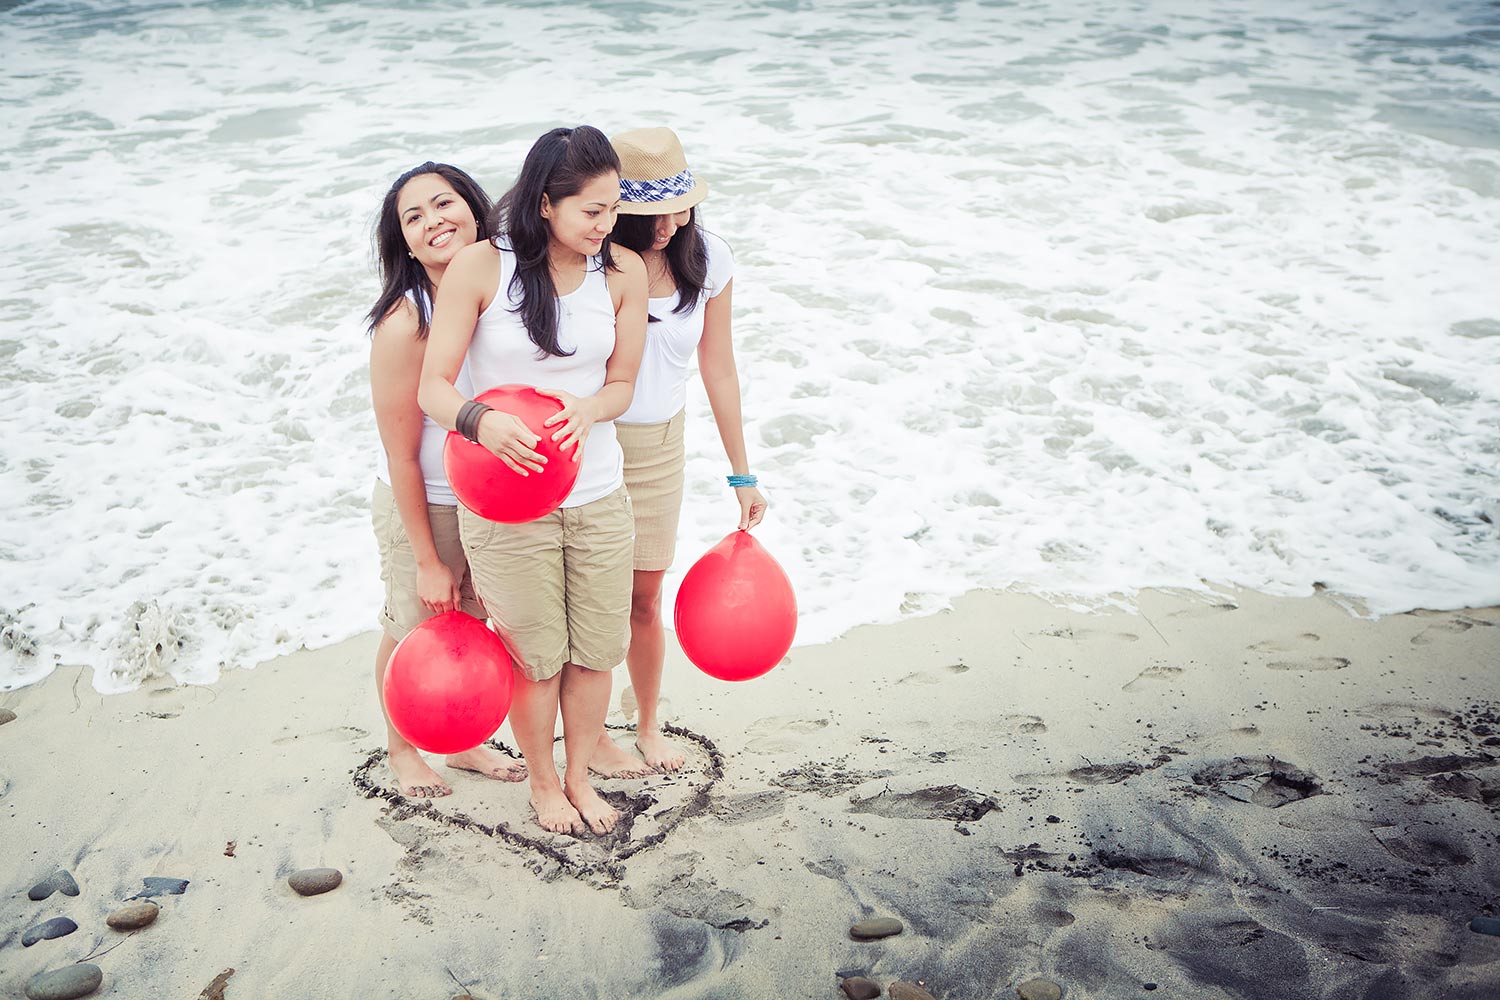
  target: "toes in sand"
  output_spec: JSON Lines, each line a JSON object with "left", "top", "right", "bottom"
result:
{"left": 389, "top": 747, "right": 452, "bottom": 798}
{"left": 565, "top": 781, "right": 619, "bottom": 835}
{"left": 531, "top": 786, "right": 586, "bottom": 836}
{"left": 636, "top": 730, "right": 686, "bottom": 772}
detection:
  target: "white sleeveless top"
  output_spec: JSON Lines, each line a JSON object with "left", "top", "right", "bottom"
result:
{"left": 619, "top": 229, "right": 735, "bottom": 425}
{"left": 375, "top": 290, "right": 472, "bottom": 505}
{"left": 466, "top": 241, "right": 623, "bottom": 508}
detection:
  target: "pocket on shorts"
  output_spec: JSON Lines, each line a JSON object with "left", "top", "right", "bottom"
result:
{"left": 457, "top": 505, "right": 496, "bottom": 555}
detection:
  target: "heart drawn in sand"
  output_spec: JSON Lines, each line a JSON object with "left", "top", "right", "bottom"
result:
{"left": 352, "top": 723, "right": 723, "bottom": 887}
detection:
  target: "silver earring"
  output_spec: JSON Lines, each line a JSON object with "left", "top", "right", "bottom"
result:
{"left": 407, "top": 252, "right": 414, "bottom": 259}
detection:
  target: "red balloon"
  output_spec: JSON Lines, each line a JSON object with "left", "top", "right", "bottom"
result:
{"left": 443, "top": 385, "right": 581, "bottom": 523}
{"left": 383, "top": 611, "right": 514, "bottom": 754}
{"left": 673, "top": 531, "right": 797, "bottom": 681}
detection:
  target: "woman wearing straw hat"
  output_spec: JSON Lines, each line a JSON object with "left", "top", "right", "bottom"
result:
{"left": 589, "top": 126, "right": 767, "bottom": 776}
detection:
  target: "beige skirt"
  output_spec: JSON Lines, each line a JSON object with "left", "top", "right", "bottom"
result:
{"left": 616, "top": 410, "right": 686, "bottom": 571}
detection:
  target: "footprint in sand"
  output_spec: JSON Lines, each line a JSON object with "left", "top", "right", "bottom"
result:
{"left": 897, "top": 662, "right": 974, "bottom": 685}
{"left": 1410, "top": 614, "right": 1492, "bottom": 646}
{"left": 1266, "top": 657, "right": 1349, "bottom": 672}
{"left": 273, "top": 725, "right": 369, "bottom": 746}
{"left": 1372, "top": 825, "right": 1473, "bottom": 867}
{"left": 991, "top": 713, "right": 1047, "bottom": 735}
{"left": 1034, "top": 907, "right": 1076, "bottom": 927}
{"left": 1248, "top": 633, "right": 1321, "bottom": 653}
{"left": 1036, "top": 626, "right": 1139, "bottom": 642}
{"left": 744, "top": 715, "right": 830, "bottom": 753}
{"left": 1250, "top": 633, "right": 1349, "bottom": 671}
{"left": 1123, "top": 664, "right": 1184, "bottom": 692}
{"left": 1166, "top": 602, "right": 1239, "bottom": 619}
{"left": 711, "top": 789, "right": 787, "bottom": 826}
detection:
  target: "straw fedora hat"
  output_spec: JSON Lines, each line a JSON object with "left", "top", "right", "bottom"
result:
{"left": 612, "top": 127, "right": 709, "bottom": 216}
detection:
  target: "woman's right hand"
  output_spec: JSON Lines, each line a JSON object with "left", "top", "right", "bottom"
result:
{"left": 476, "top": 409, "right": 546, "bottom": 475}
{"left": 416, "top": 560, "right": 462, "bottom": 614}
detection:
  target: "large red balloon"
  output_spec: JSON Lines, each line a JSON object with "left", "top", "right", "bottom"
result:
{"left": 383, "top": 611, "right": 514, "bottom": 754}
{"left": 443, "top": 385, "right": 581, "bottom": 523}
{"left": 673, "top": 531, "right": 797, "bottom": 682}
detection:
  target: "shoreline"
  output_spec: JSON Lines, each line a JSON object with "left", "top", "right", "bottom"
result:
{"left": 3, "top": 587, "right": 1499, "bottom": 997}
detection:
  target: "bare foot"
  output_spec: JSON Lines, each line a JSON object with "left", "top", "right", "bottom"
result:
{"left": 565, "top": 780, "right": 620, "bottom": 835}
{"left": 588, "top": 732, "right": 656, "bottom": 779}
{"left": 636, "top": 728, "right": 686, "bottom": 772}
{"left": 389, "top": 746, "right": 452, "bottom": 798}
{"left": 530, "top": 785, "right": 586, "bottom": 835}
{"left": 445, "top": 746, "right": 528, "bottom": 782}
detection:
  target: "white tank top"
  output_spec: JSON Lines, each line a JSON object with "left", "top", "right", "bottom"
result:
{"left": 375, "top": 290, "right": 473, "bottom": 505}
{"left": 465, "top": 241, "right": 623, "bottom": 508}
{"left": 619, "top": 229, "right": 734, "bottom": 425}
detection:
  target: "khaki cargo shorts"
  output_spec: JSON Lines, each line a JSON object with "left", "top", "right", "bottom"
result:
{"left": 458, "top": 485, "right": 634, "bottom": 682}
{"left": 617, "top": 410, "right": 686, "bottom": 572}
{"left": 371, "top": 478, "right": 486, "bottom": 640}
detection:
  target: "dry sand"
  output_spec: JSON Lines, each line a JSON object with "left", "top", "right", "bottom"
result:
{"left": 3, "top": 588, "right": 1499, "bottom": 999}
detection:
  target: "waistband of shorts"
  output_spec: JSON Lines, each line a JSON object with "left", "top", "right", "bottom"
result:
{"left": 616, "top": 409, "right": 685, "bottom": 432}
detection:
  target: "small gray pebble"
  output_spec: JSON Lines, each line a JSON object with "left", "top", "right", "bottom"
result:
{"left": 22, "top": 917, "right": 78, "bottom": 947}
{"left": 0, "top": 708, "right": 16, "bottom": 726}
{"left": 107, "top": 900, "right": 160, "bottom": 930}
{"left": 27, "top": 871, "right": 80, "bottom": 901}
{"left": 840, "top": 977, "right": 882, "bottom": 1000}
{"left": 24, "top": 963, "right": 103, "bottom": 1000}
{"left": 1016, "top": 979, "right": 1063, "bottom": 1000}
{"left": 1470, "top": 916, "right": 1500, "bottom": 937}
{"left": 850, "top": 916, "right": 904, "bottom": 940}
{"left": 890, "top": 984, "right": 937, "bottom": 1000}
{"left": 288, "top": 867, "right": 343, "bottom": 896}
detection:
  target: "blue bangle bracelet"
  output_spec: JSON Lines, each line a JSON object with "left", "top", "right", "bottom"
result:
{"left": 727, "top": 474, "right": 758, "bottom": 488}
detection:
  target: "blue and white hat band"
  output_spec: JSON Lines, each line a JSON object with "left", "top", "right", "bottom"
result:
{"left": 620, "top": 168, "right": 697, "bottom": 204}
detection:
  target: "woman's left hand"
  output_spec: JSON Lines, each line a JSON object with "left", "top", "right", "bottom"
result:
{"left": 536, "top": 389, "right": 601, "bottom": 462}
{"left": 735, "top": 486, "right": 767, "bottom": 531}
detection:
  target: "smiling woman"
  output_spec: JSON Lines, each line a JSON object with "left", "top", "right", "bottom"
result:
{"left": 365, "top": 161, "right": 529, "bottom": 799}
{"left": 416, "top": 126, "right": 650, "bottom": 838}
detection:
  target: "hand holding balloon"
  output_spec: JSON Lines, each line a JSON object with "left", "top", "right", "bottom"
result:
{"left": 416, "top": 560, "right": 462, "bottom": 614}
{"left": 733, "top": 485, "right": 767, "bottom": 531}
{"left": 476, "top": 409, "right": 544, "bottom": 476}
{"left": 536, "top": 388, "right": 600, "bottom": 462}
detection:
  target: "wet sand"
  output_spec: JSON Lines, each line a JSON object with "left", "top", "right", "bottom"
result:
{"left": 3, "top": 588, "right": 1498, "bottom": 998}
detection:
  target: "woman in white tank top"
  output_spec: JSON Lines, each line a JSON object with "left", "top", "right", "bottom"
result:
{"left": 366, "top": 162, "right": 527, "bottom": 798}
{"left": 419, "top": 127, "right": 648, "bottom": 837}
{"left": 594, "top": 127, "right": 768, "bottom": 775}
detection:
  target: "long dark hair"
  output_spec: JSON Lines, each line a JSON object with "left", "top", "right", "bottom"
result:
{"left": 491, "top": 126, "right": 621, "bottom": 358}
{"left": 611, "top": 208, "right": 709, "bottom": 322}
{"left": 366, "top": 161, "right": 492, "bottom": 340}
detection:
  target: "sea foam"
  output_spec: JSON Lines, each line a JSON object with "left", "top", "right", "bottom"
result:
{"left": 1, "top": 0, "right": 1496, "bottom": 692}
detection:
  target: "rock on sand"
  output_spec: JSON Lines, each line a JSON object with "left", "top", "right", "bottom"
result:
{"left": 1016, "top": 979, "right": 1063, "bottom": 1000}
{"left": 24, "top": 964, "right": 103, "bottom": 1000}
{"left": 27, "top": 871, "right": 79, "bottom": 901}
{"left": 850, "top": 916, "right": 904, "bottom": 940}
{"left": 288, "top": 867, "right": 343, "bottom": 896}
{"left": 22, "top": 917, "right": 77, "bottom": 947}
{"left": 107, "top": 900, "right": 160, "bottom": 930}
